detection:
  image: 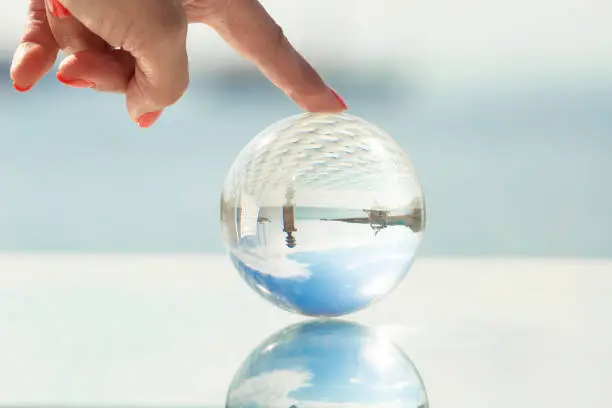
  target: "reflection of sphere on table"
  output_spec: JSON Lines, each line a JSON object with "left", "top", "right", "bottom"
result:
{"left": 221, "top": 113, "right": 426, "bottom": 316}
{"left": 226, "top": 319, "right": 428, "bottom": 408}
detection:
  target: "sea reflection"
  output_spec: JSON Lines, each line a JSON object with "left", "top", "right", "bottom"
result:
{"left": 226, "top": 203, "right": 424, "bottom": 317}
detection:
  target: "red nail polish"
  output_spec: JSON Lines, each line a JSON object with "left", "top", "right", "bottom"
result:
{"left": 56, "top": 73, "right": 95, "bottom": 88}
{"left": 48, "top": 0, "right": 70, "bottom": 18}
{"left": 13, "top": 82, "right": 32, "bottom": 93}
{"left": 137, "top": 111, "right": 163, "bottom": 128}
{"left": 329, "top": 88, "right": 348, "bottom": 110}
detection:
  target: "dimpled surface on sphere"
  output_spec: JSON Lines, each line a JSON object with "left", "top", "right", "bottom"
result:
{"left": 225, "top": 320, "right": 429, "bottom": 408}
{"left": 220, "top": 113, "right": 425, "bottom": 316}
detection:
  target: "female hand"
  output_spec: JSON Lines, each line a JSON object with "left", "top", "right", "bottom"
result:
{"left": 10, "top": 0, "right": 347, "bottom": 127}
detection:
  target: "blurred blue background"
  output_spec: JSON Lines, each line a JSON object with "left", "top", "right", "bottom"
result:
{"left": 0, "top": 0, "right": 610, "bottom": 257}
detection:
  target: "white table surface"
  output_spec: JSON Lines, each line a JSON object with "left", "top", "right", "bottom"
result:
{"left": 0, "top": 254, "right": 610, "bottom": 407}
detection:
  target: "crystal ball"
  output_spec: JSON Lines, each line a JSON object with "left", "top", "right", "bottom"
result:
{"left": 220, "top": 112, "right": 425, "bottom": 316}
{"left": 226, "top": 320, "right": 429, "bottom": 408}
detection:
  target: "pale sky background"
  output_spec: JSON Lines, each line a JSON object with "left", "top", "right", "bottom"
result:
{"left": 0, "top": 0, "right": 610, "bottom": 257}
{"left": 0, "top": 0, "right": 610, "bottom": 83}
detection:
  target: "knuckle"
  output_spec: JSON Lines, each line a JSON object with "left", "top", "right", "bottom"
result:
{"left": 125, "top": 1, "right": 187, "bottom": 51}
{"left": 160, "top": 12, "right": 188, "bottom": 39}
{"left": 22, "top": 9, "right": 54, "bottom": 45}
{"left": 147, "top": 1, "right": 188, "bottom": 42}
{"left": 184, "top": 0, "right": 227, "bottom": 23}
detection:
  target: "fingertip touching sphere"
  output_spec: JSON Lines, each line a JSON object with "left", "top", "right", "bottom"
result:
{"left": 220, "top": 113, "right": 426, "bottom": 317}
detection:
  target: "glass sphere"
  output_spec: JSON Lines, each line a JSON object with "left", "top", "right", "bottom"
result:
{"left": 226, "top": 320, "right": 429, "bottom": 408}
{"left": 220, "top": 113, "right": 425, "bottom": 316}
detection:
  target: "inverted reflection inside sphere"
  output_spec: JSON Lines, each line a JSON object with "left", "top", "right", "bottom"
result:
{"left": 220, "top": 113, "right": 425, "bottom": 316}
{"left": 226, "top": 320, "right": 428, "bottom": 408}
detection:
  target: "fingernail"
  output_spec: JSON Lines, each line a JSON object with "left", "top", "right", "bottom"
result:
{"left": 13, "top": 82, "right": 32, "bottom": 93}
{"left": 48, "top": 0, "right": 70, "bottom": 18}
{"left": 329, "top": 88, "right": 348, "bottom": 110}
{"left": 137, "top": 111, "right": 163, "bottom": 128}
{"left": 57, "top": 73, "right": 95, "bottom": 88}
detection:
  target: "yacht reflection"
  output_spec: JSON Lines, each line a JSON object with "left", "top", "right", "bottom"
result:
{"left": 225, "top": 320, "right": 429, "bottom": 408}
{"left": 321, "top": 207, "right": 424, "bottom": 235}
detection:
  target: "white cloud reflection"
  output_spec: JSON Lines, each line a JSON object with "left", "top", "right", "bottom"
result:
{"left": 229, "top": 368, "right": 419, "bottom": 408}
{"left": 228, "top": 369, "right": 313, "bottom": 407}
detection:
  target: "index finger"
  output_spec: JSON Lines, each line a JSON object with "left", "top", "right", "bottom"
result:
{"left": 205, "top": 0, "right": 347, "bottom": 112}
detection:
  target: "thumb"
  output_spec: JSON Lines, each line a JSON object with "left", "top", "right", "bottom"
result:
{"left": 126, "top": 36, "right": 190, "bottom": 127}
{"left": 60, "top": 0, "right": 189, "bottom": 127}
{"left": 125, "top": 15, "right": 190, "bottom": 127}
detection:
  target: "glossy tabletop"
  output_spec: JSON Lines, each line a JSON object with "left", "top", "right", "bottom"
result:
{"left": 0, "top": 254, "right": 610, "bottom": 407}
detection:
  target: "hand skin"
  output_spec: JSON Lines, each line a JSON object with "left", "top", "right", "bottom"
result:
{"left": 10, "top": 0, "right": 347, "bottom": 127}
